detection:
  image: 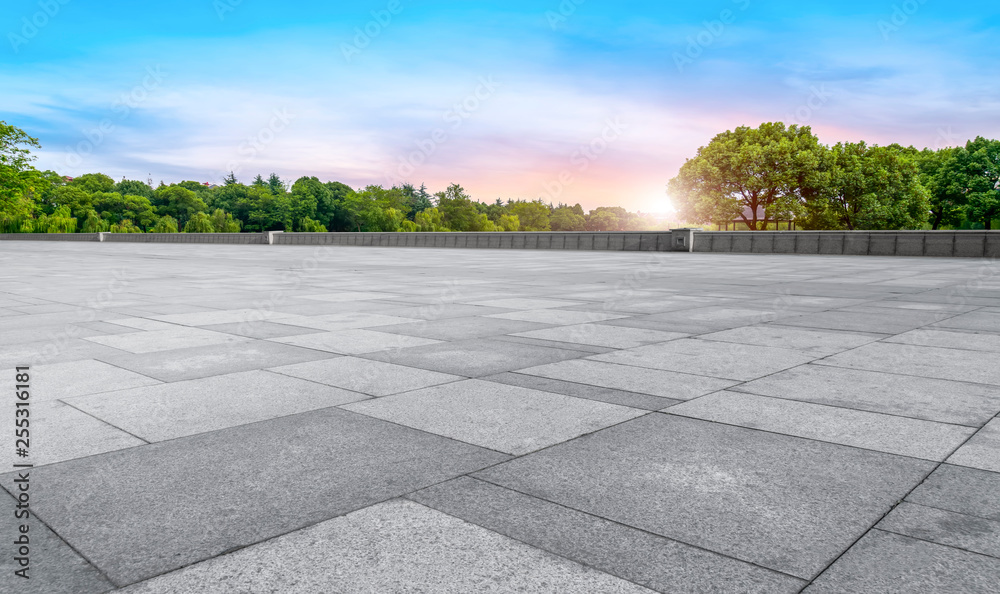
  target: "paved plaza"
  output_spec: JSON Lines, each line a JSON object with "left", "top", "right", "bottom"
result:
{"left": 1, "top": 241, "right": 999, "bottom": 593}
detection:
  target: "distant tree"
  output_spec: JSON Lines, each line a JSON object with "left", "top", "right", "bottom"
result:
{"left": 943, "top": 137, "right": 1000, "bottom": 229}
{"left": 435, "top": 184, "right": 481, "bottom": 231}
{"left": 210, "top": 209, "right": 241, "bottom": 232}
{"left": 69, "top": 173, "right": 116, "bottom": 194}
{"left": 152, "top": 185, "right": 208, "bottom": 228}
{"left": 80, "top": 210, "right": 109, "bottom": 233}
{"left": 92, "top": 192, "right": 159, "bottom": 230}
{"left": 223, "top": 171, "right": 239, "bottom": 186}
{"left": 550, "top": 206, "right": 586, "bottom": 231}
{"left": 0, "top": 121, "right": 43, "bottom": 223}
{"left": 508, "top": 200, "right": 551, "bottom": 231}
{"left": 109, "top": 219, "right": 143, "bottom": 233}
{"left": 805, "top": 143, "right": 930, "bottom": 230}
{"left": 916, "top": 148, "right": 965, "bottom": 229}
{"left": 585, "top": 209, "right": 619, "bottom": 231}
{"left": 400, "top": 183, "right": 433, "bottom": 220}
{"left": 252, "top": 174, "right": 267, "bottom": 188}
{"left": 291, "top": 176, "right": 328, "bottom": 228}
{"left": 183, "top": 211, "right": 215, "bottom": 233}
{"left": 415, "top": 207, "right": 449, "bottom": 231}
{"left": 497, "top": 213, "right": 520, "bottom": 231}
{"left": 267, "top": 173, "right": 286, "bottom": 196}
{"left": 150, "top": 215, "right": 179, "bottom": 233}
{"left": 115, "top": 179, "right": 154, "bottom": 198}
{"left": 668, "top": 122, "right": 827, "bottom": 230}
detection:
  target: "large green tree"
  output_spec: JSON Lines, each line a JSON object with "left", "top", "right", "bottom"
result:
{"left": 942, "top": 137, "right": 1000, "bottom": 229}
{"left": 916, "top": 147, "right": 965, "bottom": 230}
{"left": 668, "top": 122, "right": 826, "bottom": 230}
{"left": 509, "top": 200, "right": 551, "bottom": 231}
{"left": 152, "top": 185, "right": 208, "bottom": 228}
{"left": 805, "top": 143, "right": 930, "bottom": 230}
{"left": 0, "top": 121, "right": 43, "bottom": 224}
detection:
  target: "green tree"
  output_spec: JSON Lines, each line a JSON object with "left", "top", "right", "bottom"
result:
{"left": 267, "top": 173, "right": 286, "bottom": 196}
{"left": 80, "top": 210, "right": 109, "bottom": 233}
{"left": 509, "top": 200, "right": 551, "bottom": 231}
{"left": 152, "top": 185, "right": 208, "bottom": 228}
{"left": 550, "top": 206, "right": 586, "bottom": 231}
{"left": 916, "top": 148, "right": 965, "bottom": 229}
{"left": 210, "top": 209, "right": 241, "bottom": 232}
{"left": 69, "top": 173, "right": 115, "bottom": 194}
{"left": 0, "top": 121, "right": 43, "bottom": 225}
{"left": 436, "top": 184, "right": 482, "bottom": 231}
{"left": 223, "top": 171, "right": 239, "bottom": 186}
{"left": 291, "top": 176, "right": 329, "bottom": 228}
{"left": 150, "top": 215, "right": 179, "bottom": 233}
{"left": 184, "top": 211, "right": 215, "bottom": 233}
{"left": 943, "top": 137, "right": 1000, "bottom": 229}
{"left": 92, "top": 193, "right": 159, "bottom": 230}
{"left": 109, "top": 219, "right": 143, "bottom": 233}
{"left": 806, "top": 143, "right": 930, "bottom": 230}
{"left": 668, "top": 122, "right": 826, "bottom": 229}
{"left": 585, "top": 209, "right": 619, "bottom": 231}
{"left": 497, "top": 213, "right": 520, "bottom": 231}
{"left": 115, "top": 179, "right": 154, "bottom": 198}
{"left": 401, "top": 183, "right": 434, "bottom": 220}
{"left": 415, "top": 207, "right": 449, "bottom": 231}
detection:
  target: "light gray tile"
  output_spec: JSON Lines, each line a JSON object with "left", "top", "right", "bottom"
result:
{"left": 698, "top": 325, "right": 883, "bottom": 355}
{"left": 947, "top": 418, "right": 1000, "bottom": 473}
{"left": 487, "top": 309, "right": 632, "bottom": 325}
{"left": 667, "top": 391, "right": 976, "bottom": 461}
{"left": 735, "top": 364, "right": 1000, "bottom": 427}
{"left": 270, "top": 329, "right": 441, "bottom": 354}
{"left": 907, "top": 464, "right": 1000, "bottom": 521}
{"left": 149, "top": 308, "right": 300, "bottom": 326}
{"left": 343, "top": 379, "right": 645, "bottom": 455}
{"left": 270, "top": 357, "right": 462, "bottom": 396}
{"left": 361, "top": 338, "right": 591, "bottom": 377}
{"left": 470, "top": 297, "right": 587, "bottom": 309}
{"left": 512, "top": 324, "right": 686, "bottom": 349}
{"left": 483, "top": 372, "right": 680, "bottom": 411}
{"left": 818, "top": 342, "right": 1000, "bottom": 385}
{"left": 118, "top": 500, "right": 655, "bottom": 594}
{"left": 933, "top": 310, "right": 1000, "bottom": 332}
{"left": 83, "top": 327, "right": 251, "bottom": 354}
{"left": 66, "top": 370, "right": 368, "bottom": 441}
{"left": 517, "top": 359, "right": 737, "bottom": 400}
{"left": 4, "top": 360, "right": 160, "bottom": 402}
{"left": 590, "top": 339, "right": 818, "bottom": 381}
{"left": 885, "top": 328, "right": 1000, "bottom": 352}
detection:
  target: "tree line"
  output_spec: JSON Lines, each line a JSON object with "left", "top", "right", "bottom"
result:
{"left": 668, "top": 122, "right": 1000, "bottom": 230}
{"left": 0, "top": 122, "right": 664, "bottom": 235}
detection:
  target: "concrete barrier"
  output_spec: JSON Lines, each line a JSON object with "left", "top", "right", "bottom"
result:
{"left": 1, "top": 230, "right": 997, "bottom": 257}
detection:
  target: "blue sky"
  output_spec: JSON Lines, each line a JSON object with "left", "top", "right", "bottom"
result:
{"left": 3, "top": 0, "right": 998, "bottom": 212}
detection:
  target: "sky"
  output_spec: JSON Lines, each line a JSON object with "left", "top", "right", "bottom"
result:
{"left": 2, "top": 1, "right": 999, "bottom": 213}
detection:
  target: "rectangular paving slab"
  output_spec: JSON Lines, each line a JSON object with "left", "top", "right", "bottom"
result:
{"left": 83, "top": 326, "right": 251, "bottom": 354}
{"left": 482, "top": 372, "right": 681, "bottom": 410}
{"left": 269, "top": 328, "right": 442, "bottom": 354}
{"left": 360, "top": 338, "right": 592, "bottom": 377}
{"left": 0, "top": 407, "right": 508, "bottom": 586}
{"left": 342, "top": 379, "right": 646, "bottom": 455}
{"left": 877, "top": 502, "right": 1000, "bottom": 559}
{"left": 408, "top": 477, "right": 805, "bottom": 593}
{"left": 818, "top": 342, "right": 1000, "bottom": 385}
{"left": 697, "top": 325, "right": 883, "bottom": 355}
{"left": 474, "top": 413, "right": 933, "bottom": 579}
{"left": 64, "top": 370, "right": 370, "bottom": 442}
{"left": 4, "top": 359, "right": 161, "bottom": 402}
{"left": 734, "top": 364, "right": 1000, "bottom": 426}
{"left": 589, "top": 339, "right": 819, "bottom": 381}
{"left": 666, "top": 391, "right": 976, "bottom": 461}
{"left": 946, "top": 418, "right": 1000, "bottom": 473}
{"left": 906, "top": 464, "right": 1000, "bottom": 521}
{"left": 512, "top": 324, "right": 687, "bottom": 349}
{"left": 270, "top": 356, "right": 462, "bottom": 396}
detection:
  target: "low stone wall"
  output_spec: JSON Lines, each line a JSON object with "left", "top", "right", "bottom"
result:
{"left": 692, "top": 231, "right": 1000, "bottom": 259}
{"left": 1, "top": 230, "right": 997, "bottom": 257}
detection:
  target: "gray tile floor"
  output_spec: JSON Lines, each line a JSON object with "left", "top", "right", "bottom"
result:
{"left": 1, "top": 241, "right": 999, "bottom": 593}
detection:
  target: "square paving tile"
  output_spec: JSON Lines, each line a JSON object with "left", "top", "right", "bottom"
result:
{"left": 589, "top": 339, "right": 818, "bottom": 381}
{"left": 474, "top": 414, "right": 933, "bottom": 579}
{"left": 409, "top": 477, "right": 805, "bottom": 593}
{"left": 734, "top": 364, "right": 1000, "bottom": 427}
{"left": 0, "top": 408, "right": 508, "bottom": 586}
{"left": 512, "top": 324, "right": 686, "bottom": 349}
{"left": 115, "top": 500, "right": 653, "bottom": 594}
{"left": 270, "top": 329, "right": 442, "bottom": 354}
{"left": 667, "top": 391, "right": 975, "bottom": 461}
{"left": 516, "top": 359, "right": 737, "bottom": 400}
{"left": 818, "top": 342, "right": 1000, "bottom": 385}
{"left": 803, "top": 530, "right": 1000, "bottom": 593}
{"left": 270, "top": 357, "right": 461, "bottom": 396}
{"left": 65, "top": 370, "right": 369, "bottom": 442}
{"left": 343, "top": 379, "right": 645, "bottom": 455}
{"left": 361, "top": 338, "right": 591, "bottom": 377}
{"left": 946, "top": 418, "right": 1000, "bottom": 473}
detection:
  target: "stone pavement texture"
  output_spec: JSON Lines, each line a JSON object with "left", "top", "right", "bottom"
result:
{"left": 1, "top": 241, "right": 999, "bottom": 593}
